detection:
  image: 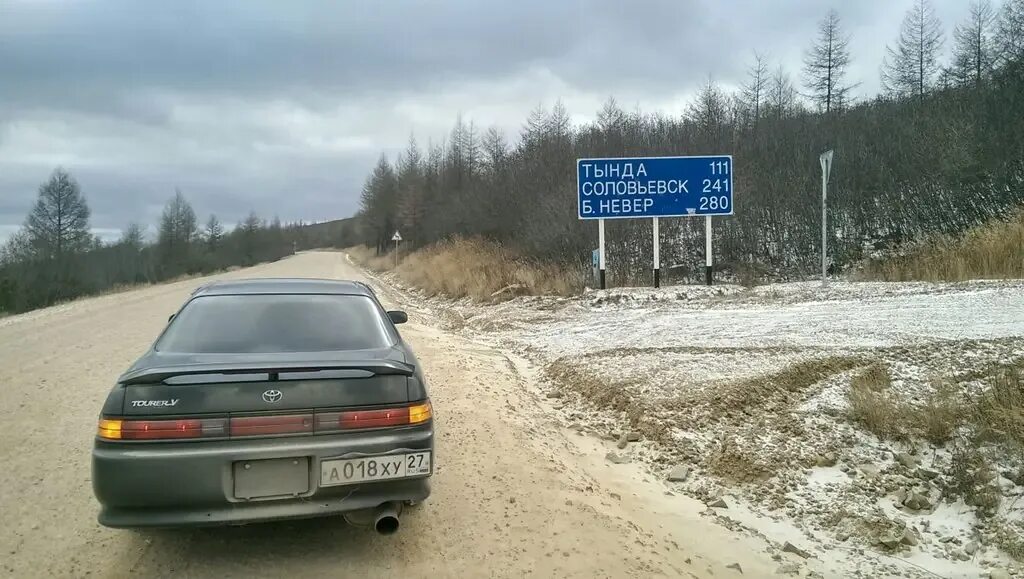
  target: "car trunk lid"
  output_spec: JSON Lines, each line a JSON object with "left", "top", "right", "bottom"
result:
{"left": 118, "top": 351, "right": 416, "bottom": 416}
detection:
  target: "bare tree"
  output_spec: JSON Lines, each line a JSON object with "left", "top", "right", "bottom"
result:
{"left": 25, "top": 168, "right": 92, "bottom": 262}
{"left": 951, "top": 0, "right": 998, "bottom": 87}
{"left": 803, "top": 10, "right": 854, "bottom": 114}
{"left": 119, "top": 223, "right": 146, "bottom": 250}
{"left": 687, "top": 77, "right": 730, "bottom": 147}
{"left": 741, "top": 51, "right": 770, "bottom": 127}
{"left": 766, "top": 65, "right": 797, "bottom": 119}
{"left": 481, "top": 126, "right": 508, "bottom": 170}
{"left": 1, "top": 230, "right": 33, "bottom": 265}
{"left": 157, "top": 189, "right": 198, "bottom": 273}
{"left": 203, "top": 214, "right": 224, "bottom": 252}
{"left": 358, "top": 154, "right": 399, "bottom": 254}
{"left": 596, "top": 97, "right": 627, "bottom": 133}
{"left": 882, "top": 0, "right": 945, "bottom": 101}
{"left": 237, "top": 212, "right": 263, "bottom": 264}
{"left": 397, "top": 135, "right": 425, "bottom": 245}
{"left": 521, "top": 104, "right": 549, "bottom": 146}
{"left": 996, "top": 0, "right": 1024, "bottom": 68}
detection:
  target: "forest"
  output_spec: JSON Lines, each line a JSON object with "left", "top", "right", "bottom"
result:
{"left": 4, "top": 1, "right": 1024, "bottom": 314}
{"left": 355, "top": 0, "right": 1024, "bottom": 284}
{"left": 0, "top": 177, "right": 357, "bottom": 313}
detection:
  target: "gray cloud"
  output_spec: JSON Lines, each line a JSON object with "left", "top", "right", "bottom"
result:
{"left": 0, "top": 0, "right": 974, "bottom": 242}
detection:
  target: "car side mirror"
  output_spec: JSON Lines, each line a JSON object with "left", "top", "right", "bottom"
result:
{"left": 387, "top": 310, "right": 408, "bottom": 325}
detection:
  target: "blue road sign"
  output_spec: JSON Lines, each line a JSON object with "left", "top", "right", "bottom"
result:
{"left": 577, "top": 155, "right": 733, "bottom": 220}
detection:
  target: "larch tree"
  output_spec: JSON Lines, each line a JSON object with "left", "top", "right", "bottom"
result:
{"left": 204, "top": 214, "right": 224, "bottom": 252}
{"left": 358, "top": 154, "right": 399, "bottom": 254}
{"left": 25, "top": 168, "right": 92, "bottom": 263}
{"left": 766, "top": 65, "right": 797, "bottom": 120}
{"left": 687, "top": 78, "right": 731, "bottom": 148}
{"left": 951, "top": 0, "right": 998, "bottom": 88}
{"left": 397, "top": 135, "right": 425, "bottom": 246}
{"left": 157, "top": 189, "right": 198, "bottom": 274}
{"left": 996, "top": 0, "right": 1024, "bottom": 68}
{"left": 881, "top": 0, "right": 945, "bottom": 101}
{"left": 803, "top": 10, "right": 854, "bottom": 114}
{"left": 741, "top": 51, "right": 770, "bottom": 128}
{"left": 119, "top": 223, "right": 146, "bottom": 251}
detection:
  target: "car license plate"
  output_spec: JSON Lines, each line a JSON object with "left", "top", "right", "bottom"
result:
{"left": 320, "top": 452, "right": 431, "bottom": 487}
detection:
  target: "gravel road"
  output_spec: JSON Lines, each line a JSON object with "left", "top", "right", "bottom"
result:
{"left": 0, "top": 251, "right": 776, "bottom": 578}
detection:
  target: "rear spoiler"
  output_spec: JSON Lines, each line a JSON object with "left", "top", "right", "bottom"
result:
{"left": 118, "top": 360, "right": 415, "bottom": 385}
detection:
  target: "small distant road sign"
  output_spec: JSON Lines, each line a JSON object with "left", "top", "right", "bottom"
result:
{"left": 577, "top": 155, "right": 733, "bottom": 220}
{"left": 391, "top": 231, "right": 402, "bottom": 268}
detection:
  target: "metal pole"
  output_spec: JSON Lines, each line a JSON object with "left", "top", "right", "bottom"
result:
{"left": 652, "top": 217, "right": 660, "bottom": 288}
{"left": 705, "top": 215, "right": 713, "bottom": 286}
{"left": 820, "top": 150, "right": 832, "bottom": 286}
{"left": 821, "top": 164, "right": 827, "bottom": 286}
{"left": 598, "top": 218, "right": 607, "bottom": 290}
{"left": 395, "top": 239, "right": 399, "bottom": 269}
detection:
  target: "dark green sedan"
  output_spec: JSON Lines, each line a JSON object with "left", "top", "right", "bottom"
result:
{"left": 92, "top": 278, "right": 433, "bottom": 533}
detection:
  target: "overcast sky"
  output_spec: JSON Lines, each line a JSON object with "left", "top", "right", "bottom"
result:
{"left": 0, "top": 0, "right": 972, "bottom": 243}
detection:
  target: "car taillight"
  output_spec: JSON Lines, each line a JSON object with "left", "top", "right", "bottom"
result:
{"left": 316, "top": 401, "right": 432, "bottom": 432}
{"left": 229, "top": 414, "right": 313, "bottom": 437}
{"left": 97, "top": 402, "right": 432, "bottom": 440}
{"left": 408, "top": 401, "right": 432, "bottom": 424}
{"left": 97, "top": 417, "right": 227, "bottom": 440}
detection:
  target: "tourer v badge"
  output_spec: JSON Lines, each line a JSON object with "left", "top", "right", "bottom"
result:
{"left": 130, "top": 399, "right": 180, "bottom": 407}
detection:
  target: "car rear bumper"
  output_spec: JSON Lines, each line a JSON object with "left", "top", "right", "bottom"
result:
{"left": 92, "top": 424, "right": 433, "bottom": 528}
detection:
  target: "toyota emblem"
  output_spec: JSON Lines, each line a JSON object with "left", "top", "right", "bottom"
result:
{"left": 262, "top": 389, "right": 283, "bottom": 403}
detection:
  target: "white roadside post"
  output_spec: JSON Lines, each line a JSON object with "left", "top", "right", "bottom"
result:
{"left": 391, "top": 230, "right": 402, "bottom": 269}
{"left": 598, "top": 218, "right": 606, "bottom": 290}
{"left": 819, "top": 150, "right": 833, "bottom": 286}
{"left": 705, "top": 215, "right": 713, "bottom": 285}
{"left": 652, "top": 217, "right": 660, "bottom": 288}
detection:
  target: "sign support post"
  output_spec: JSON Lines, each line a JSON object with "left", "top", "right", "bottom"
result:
{"left": 391, "top": 230, "right": 402, "bottom": 269}
{"left": 598, "top": 218, "right": 606, "bottom": 290}
{"left": 819, "top": 150, "right": 833, "bottom": 286}
{"left": 705, "top": 215, "right": 713, "bottom": 285}
{"left": 652, "top": 217, "right": 660, "bottom": 288}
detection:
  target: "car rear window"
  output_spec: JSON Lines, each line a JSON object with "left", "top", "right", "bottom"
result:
{"left": 156, "top": 294, "right": 394, "bottom": 353}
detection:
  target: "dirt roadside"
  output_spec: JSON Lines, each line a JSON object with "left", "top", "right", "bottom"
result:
{"left": 0, "top": 251, "right": 778, "bottom": 578}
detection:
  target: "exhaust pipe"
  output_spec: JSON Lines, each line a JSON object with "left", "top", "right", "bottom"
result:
{"left": 373, "top": 502, "right": 401, "bottom": 535}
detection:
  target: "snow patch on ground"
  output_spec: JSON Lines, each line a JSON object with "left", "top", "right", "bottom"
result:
{"left": 361, "top": 264, "right": 1024, "bottom": 578}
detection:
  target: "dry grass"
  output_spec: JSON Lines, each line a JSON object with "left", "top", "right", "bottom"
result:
{"left": 859, "top": 208, "right": 1024, "bottom": 281}
{"left": 345, "top": 245, "right": 396, "bottom": 272}
{"left": 349, "top": 237, "right": 584, "bottom": 301}
{"left": 840, "top": 358, "right": 973, "bottom": 444}
{"left": 974, "top": 366, "right": 1024, "bottom": 451}
{"left": 848, "top": 363, "right": 908, "bottom": 440}
{"left": 948, "top": 440, "right": 1002, "bottom": 516}
{"left": 917, "top": 380, "right": 963, "bottom": 445}
{"left": 993, "top": 518, "right": 1024, "bottom": 561}
{"left": 852, "top": 362, "right": 892, "bottom": 392}
{"left": 847, "top": 364, "right": 967, "bottom": 443}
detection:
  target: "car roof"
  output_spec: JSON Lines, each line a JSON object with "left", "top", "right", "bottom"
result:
{"left": 191, "top": 278, "right": 376, "bottom": 297}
